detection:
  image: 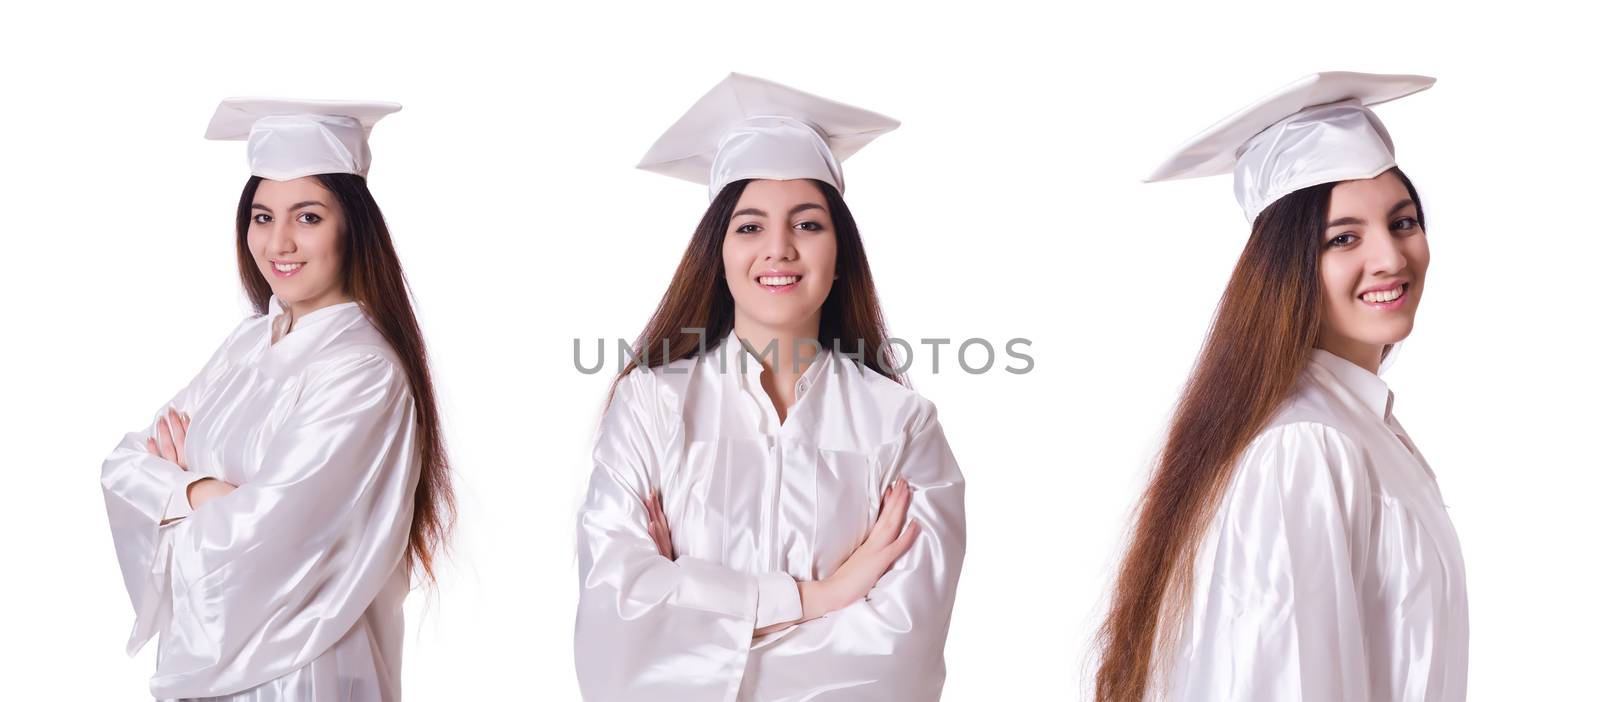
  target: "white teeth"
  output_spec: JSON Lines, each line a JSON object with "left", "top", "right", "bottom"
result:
{"left": 1361, "top": 286, "right": 1404, "bottom": 303}
{"left": 758, "top": 275, "right": 799, "bottom": 286}
{"left": 274, "top": 262, "right": 303, "bottom": 273}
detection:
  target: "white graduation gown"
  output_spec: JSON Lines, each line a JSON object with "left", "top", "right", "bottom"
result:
{"left": 100, "top": 296, "right": 421, "bottom": 701}
{"left": 575, "top": 331, "right": 967, "bottom": 701}
{"left": 1160, "top": 349, "right": 1469, "bottom": 701}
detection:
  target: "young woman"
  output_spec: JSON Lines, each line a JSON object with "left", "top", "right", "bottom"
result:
{"left": 1094, "top": 72, "right": 1468, "bottom": 702}
{"left": 574, "top": 74, "right": 967, "bottom": 700}
{"left": 100, "top": 98, "right": 452, "bottom": 701}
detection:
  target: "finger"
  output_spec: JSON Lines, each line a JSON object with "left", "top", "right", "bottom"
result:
{"left": 863, "top": 482, "right": 895, "bottom": 546}
{"left": 650, "top": 521, "right": 672, "bottom": 559}
{"left": 886, "top": 519, "right": 922, "bottom": 562}
{"left": 864, "top": 481, "right": 906, "bottom": 549}
{"left": 146, "top": 437, "right": 159, "bottom": 455}
{"left": 168, "top": 409, "right": 187, "bottom": 469}
{"left": 180, "top": 412, "right": 192, "bottom": 432}
{"left": 156, "top": 417, "right": 178, "bottom": 462}
{"left": 880, "top": 479, "right": 912, "bottom": 538}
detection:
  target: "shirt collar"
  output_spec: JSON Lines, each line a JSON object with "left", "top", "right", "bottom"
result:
{"left": 721, "top": 329, "right": 832, "bottom": 401}
{"left": 1310, "top": 347, "right": 1393, "bottom": 419}
{"left": 266, "top": 294, "right": 364, "bottom": 345}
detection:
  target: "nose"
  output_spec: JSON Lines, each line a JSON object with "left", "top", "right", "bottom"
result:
{"left": 266, "top": 220, "right": 297, "bottom": 257}
{"left": 1367, "top": 229, "right": 1408, "bottom": 277}
{"left": 760, "top": 227, "right": 798, "bottom": 262}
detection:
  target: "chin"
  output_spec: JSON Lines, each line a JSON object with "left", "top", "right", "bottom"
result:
{"left": 748, "top": 308, "right": 819, "bottom": 331}
{"left": 1362, "top": 322, "right": 1415, "bottom": 348}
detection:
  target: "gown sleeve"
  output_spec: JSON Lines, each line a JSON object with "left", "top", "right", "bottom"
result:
{"left": 737, "top": 400, "right": 967, "bottom": 702}
{"left": 101, "top": 325, "right": 243, "bottom": 656}
{"left": 1166, "top": 422, "right": 1376, "bottom": 702}
{"left": 574, "top": 369, "right": 805, "bottom": 702}
{"left": 147, "top": 352, "right": 420, "bottom": 698}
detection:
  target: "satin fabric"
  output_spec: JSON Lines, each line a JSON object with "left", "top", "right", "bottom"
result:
{"left": 711, "top": 116, "right": 844, "bottom": 200}
{"left": 575, "top": 331, "right": 966, "bottom": 701}
{"left": 100, "top": 296, "right": 421, "bottom": 701}
{"left": 204, "top": 98, "right": 402, "bottom": 181}
{"left": 1159, "top": 349, "right": 1468, "bottom": 701}
{"left": 633, "top": 73, "right": 900, "bottom": 199}
{"left": 1232, "top": 100, "right": 1396, "bottom": 224}
{"left": 1142, "top": 72, "right": 1434, "bottom": 223}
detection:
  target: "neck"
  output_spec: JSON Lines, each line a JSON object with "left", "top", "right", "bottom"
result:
{"left": 1316, "top": 336, "right": 1384, "bottom": 375}
{"left": 285, "top": 289, "right": 354, "bottom": 321}
{"left": 276, "top": 289, "right": 354, "bottom": 340}
{"left": 732, "top": 315, "right": 824, "bottom": 378}
{"left": 732, "top": 314, "right": 823, "bottom": 423}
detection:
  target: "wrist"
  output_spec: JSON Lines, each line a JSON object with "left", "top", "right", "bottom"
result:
{"left": 798, "top": 579, "right": 848, "bottom": 621}
{"left": 797, "top": 580, "right": 829, "bottom": 622}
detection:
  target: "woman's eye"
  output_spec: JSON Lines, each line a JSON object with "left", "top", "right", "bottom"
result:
{"left": 735, "top": 223, "right": 760, "bottom": 234}
{"left": 297, "top": 212, "right": 322, "bottom": 224}
{"left": 252, "top": 213, "right": 272, "bottom": 224}
{"left": 1328, "top": 233, "right": 1358, "bottom": 248}
{"left": 795, "top": 221, "right": 823, "bottom": 232}
{"left": 1391, "top": 216, "right": 1419, "bottom": 231}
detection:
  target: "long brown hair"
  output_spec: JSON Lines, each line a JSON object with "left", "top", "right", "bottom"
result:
{"left": 1093, "top": 168, "right": 1425, "bottom": 701}
{"left": 234, "top": 173, "right": 454, "bottom": 582}
{"left": 611, "top": 178, "right": 901, "bottom": 398}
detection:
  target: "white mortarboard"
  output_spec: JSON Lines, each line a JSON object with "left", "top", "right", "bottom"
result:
{"left": 205, "top": 98, "right": 402, "bottom": 181}
{"left": 637, "top": 73, "right": 900, "bottom": 199}
{"left": 1146, "top": 71, "right": 1434, "bottom": 223}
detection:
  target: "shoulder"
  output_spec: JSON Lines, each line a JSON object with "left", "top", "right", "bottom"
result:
{"left": 831, "top": 357, "right": 941, "bottom": 437}
{"left": 612, "top": 355, "right": 696, "bottom": 414}
{"left": 321, "top": 311, "right": 401, "bottom": 363}
{"left": 1231, "top": 421, "right": 1373, "bottom": 507}
{"left": 303, "top": 317, "right": 408, "bottom": 397}
{"left": 215, "top": 309, "right": 271, "bottom": 356}
{"left": 1243, "top": 421, "right": 1367, "bottom": 467}
{"left": 1263, "top": 370, "right": 1373, "bottom": 441}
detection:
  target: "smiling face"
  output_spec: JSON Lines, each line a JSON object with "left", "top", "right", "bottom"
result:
{"left": 247, "top": 177, "right": 349, "bottom": 315}
{"left": 1316, "top": 170, "right": 1430, "bottom": 370}
{"left": 721, "top": 179, "right": 839, "bottom": 338}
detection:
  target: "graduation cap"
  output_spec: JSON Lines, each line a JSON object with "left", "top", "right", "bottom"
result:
{"left": 1146, "top": 71, "right": 1435, "bottom": 222}
{"left": 205, "top": 97, "right": 402, "bottom": 181}
{"left": 637, "top": 73, "right": 900, "bottom": 199}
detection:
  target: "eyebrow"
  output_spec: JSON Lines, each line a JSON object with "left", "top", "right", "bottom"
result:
{"left": 250, "top": 200, "right": 328, "bottom": 213}
{"left": 1325, "top": 198, "right": 1418, "bottom": 229}
{"left": 732, "top": 202, "right": 827, "bottom": 219}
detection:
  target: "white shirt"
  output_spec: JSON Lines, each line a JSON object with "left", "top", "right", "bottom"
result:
{"left": 575, "top": 331, "right": 967, "bottom": 701}
{"left": 101, "top": 296, "right": 420, "bottom": 701}
{"left": 1160, "top": 349, "right": 1469, "bottom": 701}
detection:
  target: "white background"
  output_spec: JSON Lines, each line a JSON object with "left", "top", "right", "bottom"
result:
{"left": 2, "top": 1, "right": 1595, "bottom": 699}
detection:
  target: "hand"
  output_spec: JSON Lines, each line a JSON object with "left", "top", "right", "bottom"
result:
{"left": 645, "top": 489, "right": 675, "bottom": 560}
{"left": 801, "top": 477, "right": 921, "bottom": 621}
{"left": 143, "top": 407, "right": 237, "bottom": 511}
{"left": 145, "top": 407, "right": 191, "bottom": 469}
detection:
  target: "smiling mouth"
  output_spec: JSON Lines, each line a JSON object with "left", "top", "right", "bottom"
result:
{"left": 757, "top": 274, "right": 801, "bottom": 290}
{"left": 1359, "top": 282, "right": 1408, "bottom": 308}
{"left": 271, "top": 261, "right": 305, "bottom": 278}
